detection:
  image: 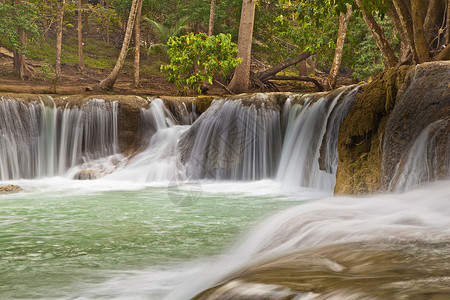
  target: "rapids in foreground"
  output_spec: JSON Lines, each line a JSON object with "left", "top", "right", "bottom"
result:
{"left": 1, "top": 180, "right": 449, "bottom": 299}
{"left": 187, "top": 182, "right": 450, "bottom": 299}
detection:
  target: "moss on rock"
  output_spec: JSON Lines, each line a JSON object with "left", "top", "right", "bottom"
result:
{"left": 334, "top": 65, "right": 412, "bottom": 194}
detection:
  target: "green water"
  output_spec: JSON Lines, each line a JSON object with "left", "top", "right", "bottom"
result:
{"left": 0, "top": 180, "right": 310, "bottom": 299}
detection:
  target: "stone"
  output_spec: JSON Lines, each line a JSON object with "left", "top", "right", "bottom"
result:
{"left": 335, "top": 61, "right": 450, "bottom": 194}
{"left": 0, "top": 184, "right": 23, "bottom": 193}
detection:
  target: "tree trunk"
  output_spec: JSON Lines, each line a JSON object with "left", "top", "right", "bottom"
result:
{"left": 106, "top": 0, "right": 110, "bottom": 43}
{"left": 447, "top": 0, "right": 450, "bottom": 45}
{"left": 257, "top": 51, "right": 311, "bottom": 82}
{"left": 328, "top": 4, "right": 352, "bottom": 89}
{"left": 208, "top": 0, "right": 216, "bottom": 36}
{"left": 356, "top": 0, "right": 398, "bottom": 67}
{"left": 98, "top": 0, "right": 140, "bottom": 91}
{"left": 410, "top": 0, "right": 431, "bottom": 61}
{"left": 423, "top": 0, "right": 445, "bottom": 47}
{"left": 78, "top": 0, "right": 84, "bottom": 70}
{"left": 13, "top": 0, "right": 26, "bottom": 80}
{"left": 227, "top": 0, "right": 256, "bottom": 94}
{"left": 81, "top": 0, "right": 89, "bottom": 32}
{"left": 298, "top": 60, "right": 307, "bottom": 76}
{"left": 269, "top": 76, "right": 324, "bottom": 91}
{"left": 133, "top": 0, "right": 143, "bottom": 86}
{"left": 387, "top": 2, "right": 410, "bottom": 62}
{"left": 392, "top": 0, "right": 418, "bottom": 62}
{"left": 13, "top": 30, "right": 26, "bottom": 80}
{"left": 56, "top": 0, "right": 65, "bottom": 81}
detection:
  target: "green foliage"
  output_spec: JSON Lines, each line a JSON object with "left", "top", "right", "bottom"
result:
{"left": 39, "top": 64, "right": 56, "bottom": 81}
{"left": 251, "top": 0, "right": 338, "bottom": 69}
{"left": 144, "top": 16, "right": 189, "bottom": 55}
{"left": 0, "top": 2, "right": 39, "bottom": 52}
{"left": 28, "top": 37, "right": 118, "bottom": 69}
{"left": 89, "top": 4, "right": 121, "bottom": 36}
{"left": 161, "top": 33, "right": 240, "bottom": 93}
{"left": 344, "top": 14, "right": 399, "bottom": 81}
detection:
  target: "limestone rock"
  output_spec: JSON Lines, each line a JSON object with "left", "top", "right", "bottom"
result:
{"left": 0, "top": 184, "right": 23, "bottom": 193}
{"left": 381, "top": 61, "right": 450, "bottom": 189}
{"left": 335, "top": 61, "right": 449, "bottom": 194}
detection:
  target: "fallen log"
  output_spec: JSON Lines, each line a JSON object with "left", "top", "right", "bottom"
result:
{"left": 256, "top": 51, "right": 312, "bottom": 82}
{"left": 268, "top": 75, "right": 325, "bottom": 92}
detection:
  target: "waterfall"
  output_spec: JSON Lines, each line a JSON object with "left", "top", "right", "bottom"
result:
{"left": 104, "top": 98, "right": 188, "bottom": 182}
{"left": 1, "top": 87, "right": 445, "bottom": 191}
{"left": 0, "top": 96, "right": 118, "bottom": 180}
{"left": 388, "top": 119, "right": 450, "bottom": 192}
{"left": 0, "top": 98, "right": 40, "bottom": 180}
{"left": 277, "top": 86, "right": 358, "bottom": 191}
{"left": 0, "top": 89, "right": 358, "bottom": 186}
{"left": 183, "top": 95, "right": 282, "bottom": 181}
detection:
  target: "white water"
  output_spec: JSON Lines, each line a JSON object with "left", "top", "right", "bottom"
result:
{"left": 1, "top": 88, "right": 446, "bottom": 191}
{"left": 389, "top": 119, "right": 450, "bottom": 192}
{"left": 105, "top": 99, "right": 188, "bottom": 182}
{"left": 167, "top": 180, "right": 450, "bottom": 299}
{"left": 185, "top": 97, "right": 282, "bottom": 181}
{"left": 277, "top": 87, "right": 358, "bottom": 191}
{"left": 0, "top": 97, "right": 118, "bottom": 180}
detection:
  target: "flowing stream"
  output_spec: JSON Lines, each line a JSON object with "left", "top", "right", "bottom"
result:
{"left": 0, "top": 90, "right": 448, "bottom": 299}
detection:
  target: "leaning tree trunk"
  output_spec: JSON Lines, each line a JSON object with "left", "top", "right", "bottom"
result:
{"left": 410, "top": 0, "right": 431, "bottom": 62}
{"left": 227, "top": 0, "right": 256, "bottom": 94}
{"left": 208, "top": 0, "right": 216, "bottom": 36}
{"left": 356, "top": 0, "right": 398, "bottom": 67}
{"left": 78, "top": 0, "right": 84, "bottom": 70}
{"left": 133, "top": 0, "right": 143, "bottom": 86}
{"left": 98, "top": 0, "right": 140, "bottom": 90}
{"left": 56, "top": 0, "right": 65, "bottom": 81}
{"left": 328, "top": 4, "right": 352, "bottom": 89}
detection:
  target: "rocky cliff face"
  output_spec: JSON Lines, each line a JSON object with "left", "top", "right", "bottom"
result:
{"left": 334, "top": 61, "right": 450, "bottom": 194}
{"left": 381, "top": 62, "right": 450, "bottom": 190}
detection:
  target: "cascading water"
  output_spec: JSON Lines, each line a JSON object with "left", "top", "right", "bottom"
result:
{"left": 104, "top": 98, "right": 188, "bottom": 182}
{"left": 0, "top": 96, "right": 118, "bottom": 180}
{"left": 389, "top": 119, "right": 450, "bottom": 192}
{"left": 182, "top": 95, "right": 283, "bottom": 181}
{"left": 277, "top": 86, "right": 358, "bottom": 191}
{"left": 0, "top": 86, "right": 367, "bottom": 189}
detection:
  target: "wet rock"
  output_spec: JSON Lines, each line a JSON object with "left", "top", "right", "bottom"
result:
{"left": 335, "top": 65, "right": 413, "bottom": 194}
{"left": 0, "top": 184, "right": 23, "bottom": 193}
{"left": 381, "top": 61, "right": 450, "bottom": 189}
{"left": 73, "top": 169, "right": 102, "bottom": 180}
{"left": 335, "top": 61, "right": 450, "bottom": 194}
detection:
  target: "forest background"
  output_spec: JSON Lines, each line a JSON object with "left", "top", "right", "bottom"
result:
{"left": 0, "top": 0, "right": 448, "bottom": 95}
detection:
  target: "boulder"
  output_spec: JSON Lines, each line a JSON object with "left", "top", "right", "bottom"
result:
{"left": 335, "top": 61, "right": 450, "bottom": 194}
{"left": 0, "top": 184, "right": 23, "bottom": 193}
